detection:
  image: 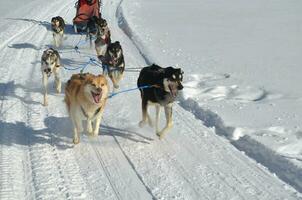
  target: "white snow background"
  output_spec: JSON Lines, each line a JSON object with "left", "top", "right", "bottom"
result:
{"left": 0, "top": 0, "right": 302, "bottom": 199}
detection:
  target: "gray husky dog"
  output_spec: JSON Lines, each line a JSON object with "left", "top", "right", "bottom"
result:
{"left": 51, "top": 16, "right": 65, "bottom": 47}
{"left": 41, "top": 48, "right": 61, "bottom": 106}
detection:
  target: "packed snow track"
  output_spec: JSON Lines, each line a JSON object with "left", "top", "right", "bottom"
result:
{"left": 0, "top": 0, "right": 301, "bottom": 199}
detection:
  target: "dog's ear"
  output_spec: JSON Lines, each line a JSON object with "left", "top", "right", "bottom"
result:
{"left": 176, "top": 68, "right": 183, "bottom": 74}
{"left": 164, "top": 66, "right": 174, "bottom": 76}
{"left": 51, "top": 17, "right": 56, "bottom": 24}
{"left": 115, "top": 41, "right": 120, "bottom": 45}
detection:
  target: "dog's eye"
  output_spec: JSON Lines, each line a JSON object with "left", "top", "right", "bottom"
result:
{"left": 91, "top": 83, "right": 96, "bottom": 87}
{"left": 101, "top": 83, "right": 105, "bottom": 87}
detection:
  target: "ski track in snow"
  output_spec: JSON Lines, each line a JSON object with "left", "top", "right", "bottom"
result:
{"left": 0, "top": 0, "right": 301, "bottom": 199}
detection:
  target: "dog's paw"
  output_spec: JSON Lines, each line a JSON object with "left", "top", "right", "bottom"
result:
{"left": 87, "top": 131, "right": 94, "bottom": 136}
{"left": 43, "top": 102, "right": 48, "bottom": 106}
{"left": 93, "top": 131, "right": 99, "bottom": 137}
{"left": 156, "top": 132, "right": 165, "bottom": 140}
{"left": 73, "top": 138, "right": 80, "bottom": 144}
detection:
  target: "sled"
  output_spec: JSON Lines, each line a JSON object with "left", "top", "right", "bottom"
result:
{"left": 73, "top": 0, "right": 101, "bottom": 33}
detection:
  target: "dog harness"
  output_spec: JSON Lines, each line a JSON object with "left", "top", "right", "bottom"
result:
{"left": 102, "top": 64, "right": 124, "bottom": 73}
{"left": 81, "top": 106, "right": 102, "bottom": 119}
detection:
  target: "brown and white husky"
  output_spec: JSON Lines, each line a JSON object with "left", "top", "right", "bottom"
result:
{"left": 64, "top": 73, "right": 109, "bottom": 144}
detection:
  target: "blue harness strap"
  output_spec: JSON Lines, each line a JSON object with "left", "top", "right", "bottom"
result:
{"left": 107, "top": 85, "right": 155, "bottom": 99}
{"left": 62, "top": 56, "right": 102, "bottom": 73}
{"left": 63, "top": 60, "right": 91, "bottom": 73}
{"left": 74, "top": 34, "right": 97, "bottom": 49}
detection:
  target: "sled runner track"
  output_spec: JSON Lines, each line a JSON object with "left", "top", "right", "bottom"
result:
{"left": 101, "top": 118, "right": 157, "bottom": 200}
{"left": 90, "top": 128, "right": 155, "bottom": 200}
{"left": 111, "top": 137, "right": 157, "bottom": 200}
{"left": 91, "top": 144, "right": 122, "bottom": 200}
{"left": 156, "top": 139, "right": 212, "bottom": 199}
{"left": 71, "top": 142, "right": 116, "bottom": 200}
{"left": 74, "top": 107, "right": 156, "bottom": 200}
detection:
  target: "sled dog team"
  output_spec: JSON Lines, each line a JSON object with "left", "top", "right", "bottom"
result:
{"left": 42, "top": 15, "right": 184, "bottom": 144}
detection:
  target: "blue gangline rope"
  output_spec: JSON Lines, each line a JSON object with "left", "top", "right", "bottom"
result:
{"left": 107, "top": 85, "right": 154, "bottom": 99}
{"left": 74, "top": 34, "right": 97, "bottom": 49}
{"left": 62, "top": 56, "right": 101, "bottom": 72}
{"left": 62, "top": 34, "right": 153, "bottom": 99}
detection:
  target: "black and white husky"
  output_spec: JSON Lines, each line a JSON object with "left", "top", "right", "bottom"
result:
{"left": 137, "top": 64, "right": 184, "bottom": 139}
{"left": 41, "top": 48, "right": 61, "bottom": 106}
{"left": 99, "top": 41, "right": 125, "bottom": 90}
{"left": 51, "top": 16, "right": 65, "bottom": 47}
{"left": 94, "top": 17, "right": 111, "bottom": 57}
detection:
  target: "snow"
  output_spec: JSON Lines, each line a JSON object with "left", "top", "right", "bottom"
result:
{"left": 121, "top": 0, "right": 302, "bottom": 194}
{"left": 0, "top": 0, "right": 302, "bottom": 199}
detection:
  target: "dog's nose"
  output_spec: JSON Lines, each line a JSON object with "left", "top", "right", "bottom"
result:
{"left": 44, "top": 68, "right": 51, "bottom": 73}
{"left": 178, "top": 83, "right": 184, "bottom": 90}
{"left": 96, "top": 87, "right": 102, "bottom": 93}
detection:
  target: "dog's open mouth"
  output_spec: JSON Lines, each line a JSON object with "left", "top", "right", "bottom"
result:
{"left": 168, "top": 84, "right": 178, "bottom": 98}
{"left": 91, "top": 91, "right": 102, "bottom": 103}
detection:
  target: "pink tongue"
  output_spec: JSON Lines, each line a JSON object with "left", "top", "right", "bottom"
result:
{"left": 169, "top": 85, "right": 177, "bottom": 97}
{"left": 93, "top": 93, "right": 100, "bottom": 103}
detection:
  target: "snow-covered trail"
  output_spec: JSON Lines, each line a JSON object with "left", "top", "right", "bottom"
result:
{"left": 0, "top": 0, "right": 301, "bottom": 199}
